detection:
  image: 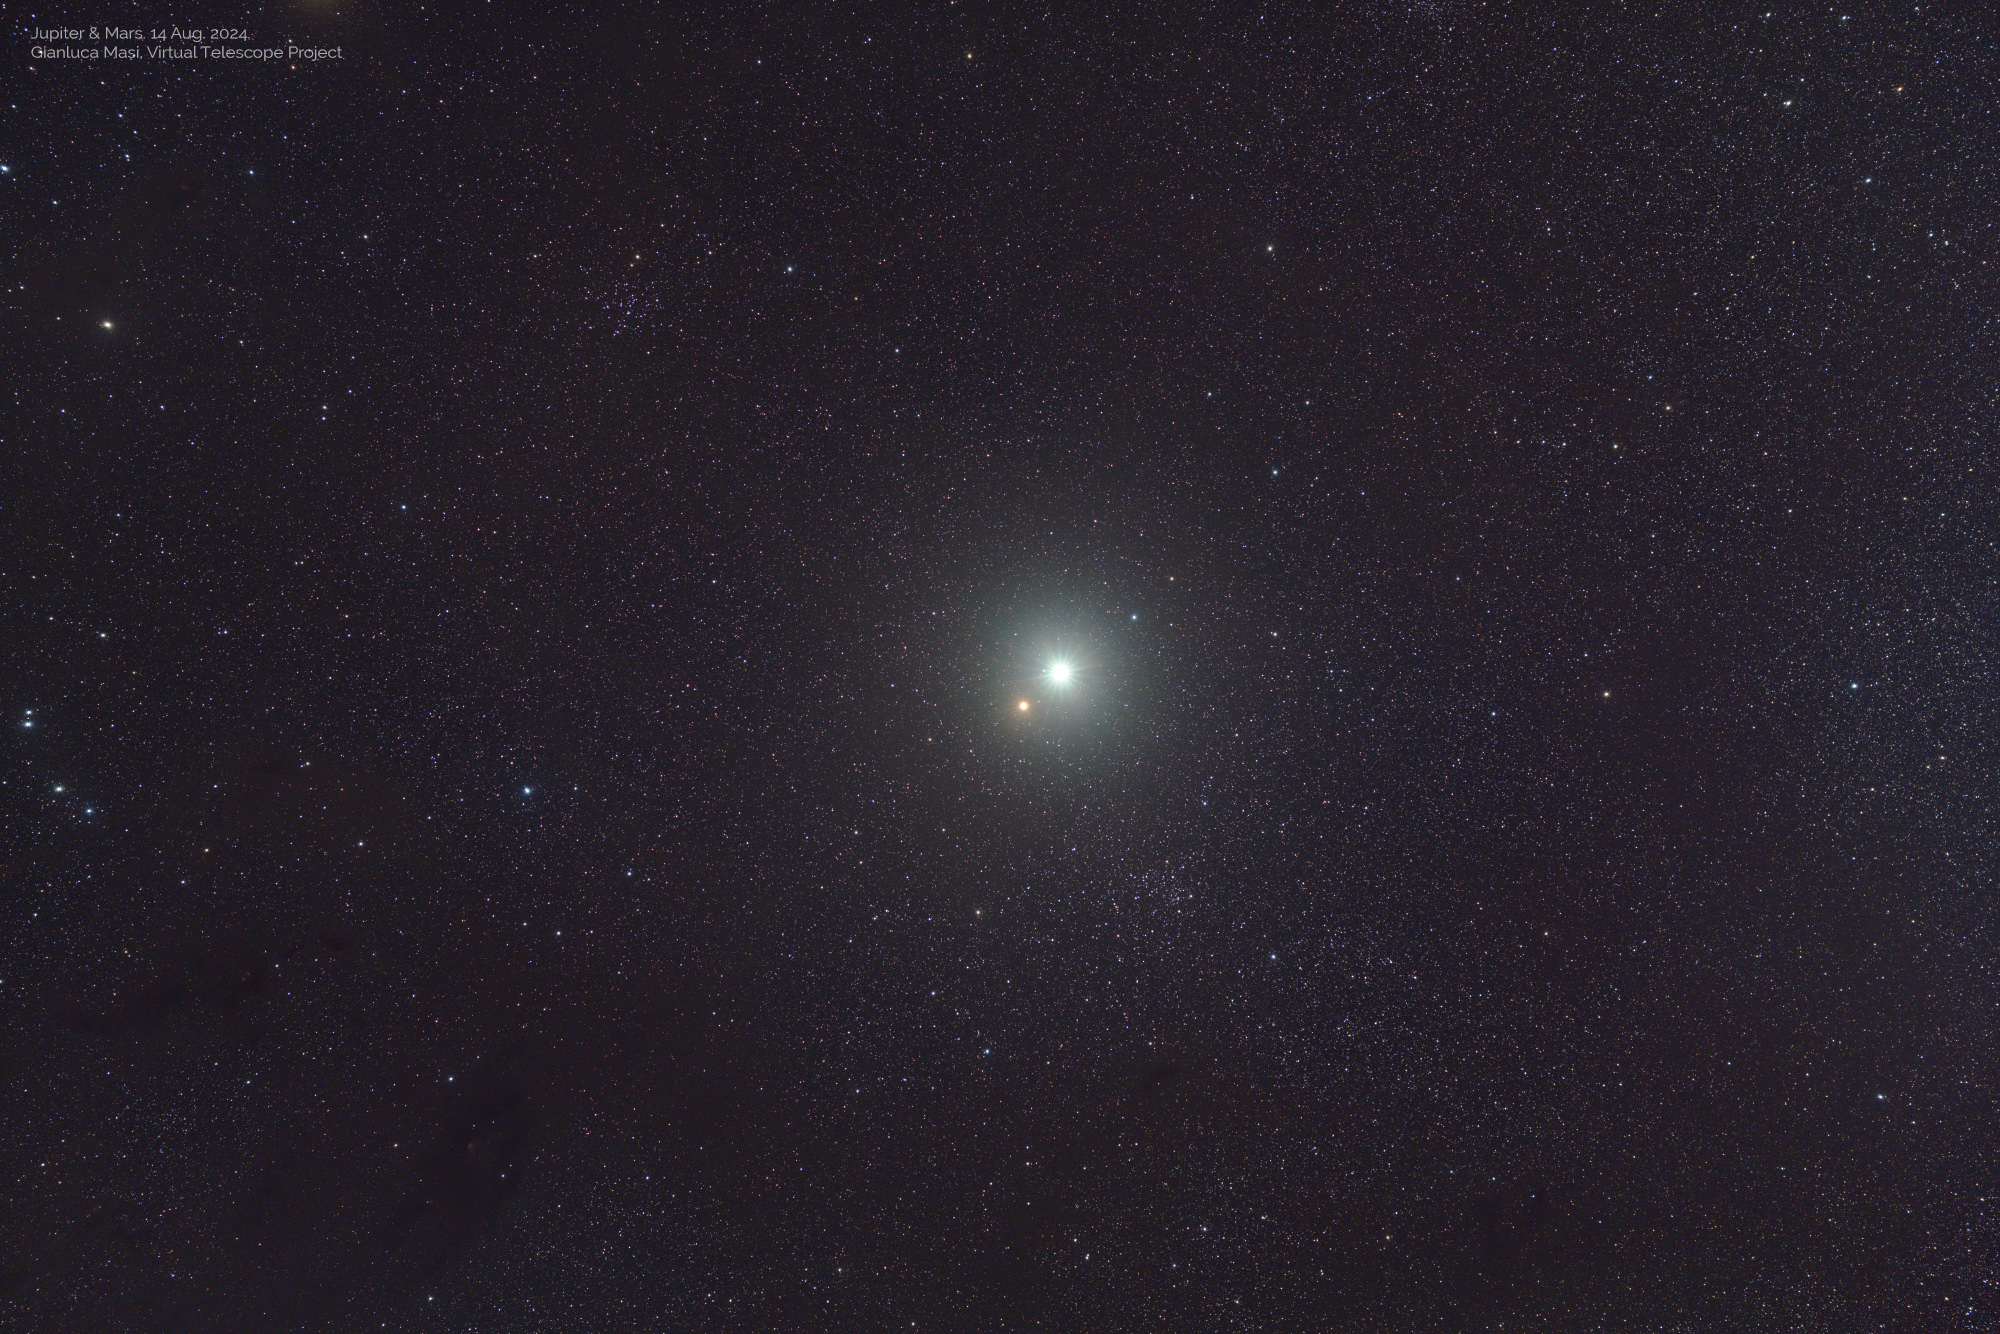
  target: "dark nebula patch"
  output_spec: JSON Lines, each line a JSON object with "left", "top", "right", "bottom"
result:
{"left": 6, "top": 2, "right": 1995, "bottom": 1330}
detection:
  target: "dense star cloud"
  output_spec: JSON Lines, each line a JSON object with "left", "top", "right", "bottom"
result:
{"left": 4, "top": 2, "right": 1996, "bottom": 1330}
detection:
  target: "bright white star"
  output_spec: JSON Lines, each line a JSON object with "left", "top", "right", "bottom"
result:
{"left": 1049, "top": 661, "right": 1072, "bottom": 684}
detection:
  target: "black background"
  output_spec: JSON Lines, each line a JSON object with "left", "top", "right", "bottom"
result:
{"left": 5, "top": 2, "right": 1997, "bottom": 1330}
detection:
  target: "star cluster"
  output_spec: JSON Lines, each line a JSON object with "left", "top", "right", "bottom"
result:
{"left": 4, "top": 3, "right": 1996, "bottom": 1331}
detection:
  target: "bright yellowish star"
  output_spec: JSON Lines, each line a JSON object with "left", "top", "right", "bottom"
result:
{"left": 1018, "top": 700, "right": 1029, "bottom": 711}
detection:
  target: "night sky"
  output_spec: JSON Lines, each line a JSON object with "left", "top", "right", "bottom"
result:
{"left": 6, "top": 3, "right": 1998, "bottom": 1330}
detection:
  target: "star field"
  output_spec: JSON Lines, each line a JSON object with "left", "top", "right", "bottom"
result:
{"left": 4, "top": 3, "right": 1997, "bottom": 1331}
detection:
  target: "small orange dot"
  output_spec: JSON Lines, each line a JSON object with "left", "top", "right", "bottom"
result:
{"left": 1018, "top": 701, "right": 1029, "bottom": 711}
